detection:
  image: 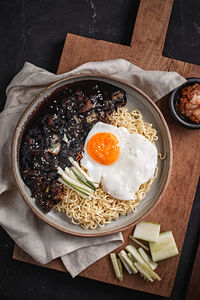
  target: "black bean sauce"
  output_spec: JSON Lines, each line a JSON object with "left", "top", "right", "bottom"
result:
{"left": 19, "top": 80, "right": 127, "bottom": 212}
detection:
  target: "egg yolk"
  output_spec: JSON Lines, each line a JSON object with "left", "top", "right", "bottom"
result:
{"left": 87, "top": 132, "right": 120, "bottom": 165}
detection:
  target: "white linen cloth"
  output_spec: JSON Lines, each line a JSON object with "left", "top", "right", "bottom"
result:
{"left": 0, "top": 59, "right": 186, "bottom": 277}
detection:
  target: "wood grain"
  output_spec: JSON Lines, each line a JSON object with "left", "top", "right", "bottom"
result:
{"left": 13, "top": 0, "right": 200, "bottom": 297}
{"left": 131, "top": 0, "right": 174, "bottom": 52}
{"left": 57, "top": 34, "right": 172, "bottom": 73}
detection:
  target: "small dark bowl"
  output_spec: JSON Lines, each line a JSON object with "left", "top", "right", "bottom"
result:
{"left": 169, "top": 77, "right": 200, "bottom": 129}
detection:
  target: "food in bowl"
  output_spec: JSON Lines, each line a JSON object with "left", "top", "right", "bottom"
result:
{"left": 81, "top": 121, "right": 157, "bottom": 200}
{"left": 177, "top": 83, "right": 200, "bottom": 123}
{"left": 55, "top": 107, "right": 158, "bottom": 229}
{"left": 19, "top": 80, "right": 127, "bottom": 212}
{"left": 18, "top": 79, "right": 159, "bottom": 229}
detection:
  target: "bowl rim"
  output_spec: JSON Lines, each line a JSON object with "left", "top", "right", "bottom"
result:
{"left": 169, "top": 77, "right": 200, "bottom": 129}
{"left": 11, "top": 73, "right": 173, "bottom": 237}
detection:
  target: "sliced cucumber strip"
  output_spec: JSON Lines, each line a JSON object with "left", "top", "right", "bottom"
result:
{"left": 127, "top": 252, "right": 135, "bottom": 263}
{"left": 69, "top": 156, "right": 98, "bottom": 186}
{"left": 141, "top": 261, "right": 161, "bottom": 281}
{"left": 134, "top": 262, "right": 154, "bottom": 282}
{"left": 58, "top": 167, "right": 93, "bottom": 193}
{"left": 125, "top": 245, "right": 161, "bottom": 281}
{"left": 133, "top": 221, "right": 160, "bottom": 243}
{"left": 61, "top": 174, "right": 91, "bottom": 195}
{"left": 117, "top": 258, "right": 123, "bottom": 282}
{"left": 110, "top": 253, "right": 123, "bottom": 281}
{"left": 138, "top": 247, "right": 158, "bottom": 270}
{"left": 118, "top": 250, "right": 138, "bottom": 274}
{"left": 129, "top": 235, "right": 149, "bottom": 251}
{"left": 149, "top": 231, "right": 179, "bottom": 262}
{"left": 58, "top": 178, "right": 89, "bottom": 198}
{"left": 58, "top": 158, "right": 99, "bottom": 199}
{"left": 71, "top": 166, "right": 96, "bottom": 191}
{"left": 125, "top": 245, "right": 145, "bottom": 264}
{"left": 118, "top": 253, "right": 132, "bottom": 274}
{"left": 64, "top": 167, "right": 77, "bottom": 180}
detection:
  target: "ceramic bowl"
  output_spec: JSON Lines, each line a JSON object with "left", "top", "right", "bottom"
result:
{"left": 12, "top": 74, "right": 172, "bottom": 237}
{"left": 169, "top": 78, "right": 200, "bottom": 129}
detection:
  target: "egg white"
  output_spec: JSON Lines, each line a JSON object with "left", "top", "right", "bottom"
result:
{"left": 80, "top": 122, "right": 157, "bottom": 200}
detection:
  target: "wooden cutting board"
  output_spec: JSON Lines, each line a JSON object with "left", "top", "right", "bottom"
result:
{"left": 13, "top": 0, "right": 200, "bottom": 297}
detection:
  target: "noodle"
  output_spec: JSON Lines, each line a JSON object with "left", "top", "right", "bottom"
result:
{"left": 55, "top": 107, "right": 158, "bottom": 229}
{"left": 109, "top": 107, "right": 157, "bottom": 143}
{"left": 158, "top": 152, "right": 167, "bottom": 160}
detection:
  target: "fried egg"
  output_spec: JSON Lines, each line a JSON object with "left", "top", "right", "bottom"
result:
{"left": 80, "top": 122, "right": 157, "bottom": 200}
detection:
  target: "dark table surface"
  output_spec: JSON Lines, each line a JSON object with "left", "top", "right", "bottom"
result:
{"left": 0, "top": 1, "right": 200, "bottom": 300}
